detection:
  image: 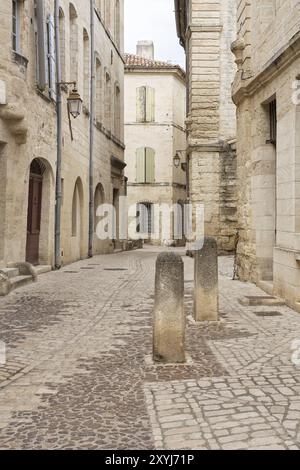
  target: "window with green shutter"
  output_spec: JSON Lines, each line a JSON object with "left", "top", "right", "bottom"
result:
{"left": 136, "top": 86, "right": 155, "bottom": 122}
{"left": 136, "top": 147, "right": 155, "bottom": 183}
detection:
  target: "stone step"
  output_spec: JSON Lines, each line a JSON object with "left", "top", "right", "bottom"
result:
{"left": 257, "top": 280, "right": 274, "bottom": 296}
{"left": 0, "top": 268, "right": 19, "bottom": 279}
{"left": 35, "top": 265, "right": 52, "bottom": 275}
{"left": 238, "top": 295, "right": 285, "bottom": 307}
{"left": 10, "top": 275, "right": 34, "bottom": 292}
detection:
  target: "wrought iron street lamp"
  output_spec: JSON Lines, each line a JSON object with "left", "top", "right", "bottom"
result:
{"left": 67, "top": 85, "right": 82, "bottom": 119}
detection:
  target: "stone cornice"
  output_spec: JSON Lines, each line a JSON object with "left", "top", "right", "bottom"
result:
{"left": 125, "top": 122, "right": 186, "bottom": 133}
{"left": 187, "top": 141, "right": 236, "bottom": 154}
{"left": 232, "top": 30, "right": 300, "bottom": 104}
{"left": 125, "top": 66, "right": 186, "bottom": 83}
{"left": 128, "top": 182, "right": 186, "bottom": 189}
{"left": 187, "top": 24, "right": 222, "bottom": 40}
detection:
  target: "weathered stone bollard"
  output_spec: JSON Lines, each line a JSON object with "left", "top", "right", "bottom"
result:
{"left": 153, "top": 252, "right": 185, "bottom": 363}
{"left": 194, "top": 237, "right": 219, "bottom": 322}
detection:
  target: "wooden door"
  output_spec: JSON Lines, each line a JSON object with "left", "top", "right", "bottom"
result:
{"left": 26, "top": 174, "right": 43, "bottom": 265}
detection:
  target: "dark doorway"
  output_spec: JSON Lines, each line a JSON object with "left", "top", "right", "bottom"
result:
{"left": 26, "top": 160, "right": 44, "bottom": 265}
{"left": 137, "top": 202, "right": 154, "bottom": 243}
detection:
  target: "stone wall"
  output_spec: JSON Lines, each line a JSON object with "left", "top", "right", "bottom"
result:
{"left": 232, "top": 0, "right": 300, "bottom": 312}
{"left": 176, "top": 0, "right": 238, "bottom": 251}
{"left": 0, "top": 0, "right": 125, "bottom": 268}
{"left": 124, "top": 64, "right": 187, "bottom": 245}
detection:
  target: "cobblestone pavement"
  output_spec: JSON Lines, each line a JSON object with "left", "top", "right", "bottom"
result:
{"left": 0, "top": 248, "right": 300, "bottom": 449}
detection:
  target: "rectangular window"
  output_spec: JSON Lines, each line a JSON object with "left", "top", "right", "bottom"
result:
{"left": 136, "top": 86, "right": 155, "bottom": 123}
{"left": 12, "top": 0, "right": 20, "bottom": 52}
{"left": 136, "top": 203, "right": 153, "bottom": 238}
{"left": 269, "top": 99, "right": 277, "bottom": 146}
{"left": 47, "top": 14, "right": 57, "bottom": 101}
{"left": 136, "top": 148, "right": 155, "bottom": 183}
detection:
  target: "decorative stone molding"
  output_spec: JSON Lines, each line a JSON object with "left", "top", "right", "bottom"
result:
{"left": 231, "top": 38, "right": 245, "bottom": 71}
{"left": 0, "top": 104, "right": 28, "bottom": 144}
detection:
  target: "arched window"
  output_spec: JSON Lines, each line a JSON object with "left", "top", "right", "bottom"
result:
{"left": 104, "top": 71, "right": 111, "bottom": 130}
{"left": 94, "top": 183, "right": 105, "bottom": 231}
{"left": 136, "top": 148, "right": 155, "bottom": 183}
{"left": 72, "top": 178, "right": 82, "bottom": 237}
{"left": 136, "top": 86, "right": 155, "bottom": 123}
{"left": 69, "top": 3, "right": 78, "bottom": 83}
{"left": 83, "top": 28, "right": 90, "bottom": 108}
{"left": 59, "top": 8, "right": 66, "bottom": 81}
{"left": 114, "top": 82, "right": 121, "bottom": 137}
{"left": 95, "top": 57, "right": 102, "bottom": 123}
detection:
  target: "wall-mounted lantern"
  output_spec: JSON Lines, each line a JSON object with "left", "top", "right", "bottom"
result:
{"left": 174, "top": 150, "right": 187, "bottom": 169}
{"left": 58, "top": 81, "right": 82, "bottom": 140}
{"left": 67, "top": 85, "right": 83, "bottom": 119}
{"left": 173, "top": 152, "right": 181, "bottom": 168}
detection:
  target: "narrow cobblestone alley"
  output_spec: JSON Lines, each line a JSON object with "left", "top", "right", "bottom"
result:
{"left": 0, "top": 248, "right": 300, "bottom": 450}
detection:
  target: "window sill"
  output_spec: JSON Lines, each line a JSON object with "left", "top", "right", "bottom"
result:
{"left": 12, "top": 51, "right": 28, "bottom": 70}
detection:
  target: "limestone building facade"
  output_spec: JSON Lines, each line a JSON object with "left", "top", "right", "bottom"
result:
{"left": 231, "top": 1, "right": 300, "bottom": 312}
{"left": 124, "top": 41, "right": 187, "bottom": 245}
{"left": 175, "top": 0, "right": 238, "bottom": 251}
{"left": 0, "top": 0, "right": 125, "bottom": 270}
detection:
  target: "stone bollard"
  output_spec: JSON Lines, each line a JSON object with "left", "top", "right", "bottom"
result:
{"left": 194, "top": 237, "right": 219, "bottom": 322}
{"left": 153, "top": 252, "right": 185, "bottom": 363}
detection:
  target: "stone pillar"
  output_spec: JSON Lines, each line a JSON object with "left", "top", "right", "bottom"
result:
{"left": 194, "top": 237, "right": 219, "bottom": 322}
{"left": 153, "top": 252, "right": 185, "bottom": 363}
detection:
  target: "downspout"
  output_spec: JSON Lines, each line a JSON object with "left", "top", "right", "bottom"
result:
{"left": 54, "top": 0, "right": 62, "bottom": 269}
{"left": 88, "top": 0, "right": 95, "bottom": 258}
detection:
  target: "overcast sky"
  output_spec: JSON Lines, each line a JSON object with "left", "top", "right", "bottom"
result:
{"left": 124, "top": 0, "right": 185, "bottom": 68}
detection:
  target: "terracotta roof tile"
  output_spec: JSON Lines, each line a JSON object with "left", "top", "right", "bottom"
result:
{"left": 124, "top": 53, "right": 185, "bottom": 78}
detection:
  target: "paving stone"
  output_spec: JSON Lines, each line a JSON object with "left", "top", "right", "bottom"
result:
{"left": 1, "top": 251, "right": 300, "bottom": 450}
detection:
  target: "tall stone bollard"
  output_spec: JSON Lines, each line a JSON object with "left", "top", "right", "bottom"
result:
{"left": 194, "top": 237, "right": 219, "bottom": 322}
{"left": 153, "top": 252, "right": 185, "bottom": 363}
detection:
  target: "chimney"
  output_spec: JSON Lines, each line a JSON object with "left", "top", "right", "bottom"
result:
{"left": 136, "top": 41, "right": 154, "bottom": 60}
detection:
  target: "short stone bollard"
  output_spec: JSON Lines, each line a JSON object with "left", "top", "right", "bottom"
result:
{"left": 153, "top": 252, "right": 185, "bottom": 363}
{"left": 194, "top": 237, "right": 219, "bottom": 322}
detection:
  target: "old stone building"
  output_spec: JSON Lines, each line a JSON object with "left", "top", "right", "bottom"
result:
{"left": 124, "top": 41, "right": 187, "bottom": 245}
{"left": 0, "top": 0, "right": 125, "bottom": 274}
{"left": 231, "top": 1, "right": 300, "bottom": 312}
{"left": 175, "top": 0, "right": 238, "bottom": 251}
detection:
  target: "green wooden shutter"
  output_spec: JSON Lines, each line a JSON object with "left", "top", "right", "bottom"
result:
{"left": 146, "top": 87, "right": 155, "bottom": 122}
{"left": 136, "top": 148, "right": 146, "bottom": 182}
{"left": 145, "top": 148, "right": 155, "bottom": 183}
{"left": 136, "top": 86, "right": 146, "bottom": 122}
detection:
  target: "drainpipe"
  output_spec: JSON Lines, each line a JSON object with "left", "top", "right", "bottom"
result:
{"left": 54, "top": 0, "right": 62, "bottom": 269}
{"left": 88, "top": 0, "right": 95, "bottom": 258}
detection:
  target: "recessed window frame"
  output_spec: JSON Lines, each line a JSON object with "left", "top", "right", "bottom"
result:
{"left": 12, "top": 0, "right": 20, "bottom": 53}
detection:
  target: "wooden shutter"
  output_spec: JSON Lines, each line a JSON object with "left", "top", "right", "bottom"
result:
{"left": 146, "top": 86, "right": 155, "bottom": 122}
{"left": 145, "top": 148, "right": 155, "bottom": 183}
{"left": 47, "top": 14, "right": 56, "bottom": 101}
{"left": 136, "top": 86, "right": 146, "bottom": 122}
{"left": 36, "top": 0, "right": 47, "bottom": 91}
{"left": 136, "top": 148, "right": 145, "bottom": 182}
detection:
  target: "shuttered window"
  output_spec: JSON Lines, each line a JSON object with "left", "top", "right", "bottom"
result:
{"left": 136, "top": 86, "right": 155, "bottom": 122}
{"left": 47, "top": 14, "right": 56, "bottom": 101}
{"left": 136, "top": 147, "right": 155, "bottom": 183}
{"left": 12, "top": 0, "right": 20, "bottom": 52}
{"left": 35, "top": 0, "right": 48, "bottom": 91}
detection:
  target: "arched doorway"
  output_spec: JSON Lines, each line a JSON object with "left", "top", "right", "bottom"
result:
{"left": 71, "top": 177, "right": 84, "bottom": 260}
{"left": 26, "top": 159, "right": 46, "bottom": 265}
